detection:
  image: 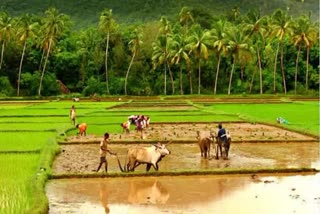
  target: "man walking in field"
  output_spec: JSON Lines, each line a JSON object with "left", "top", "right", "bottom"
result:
{"left": 96, "top": 132, "right": 116, "bottom": 173}
{"left": 70, "top": 105, "right": 76, "bottom": 126}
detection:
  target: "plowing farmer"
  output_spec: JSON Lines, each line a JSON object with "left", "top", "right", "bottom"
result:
{"left": 217, "top": 123, "right": 227, "bottom": 142}
{"left": 76, "top": 123, "right": 87, "bottom": 136}
{"left": 95, "top": 132, "right": 117, "bottom": 172}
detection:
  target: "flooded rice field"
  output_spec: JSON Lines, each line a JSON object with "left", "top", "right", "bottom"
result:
{"left": 49, "top": 122, "right": 319, "bottom": 213}
{"left": 48, "top": 142, "right": 320, "bottom": 213}
{"left": 46, "top": 173, "right": 320, "bottom": 214}
{"left": 52, "top": 142, "right": 319, "bottom": 174}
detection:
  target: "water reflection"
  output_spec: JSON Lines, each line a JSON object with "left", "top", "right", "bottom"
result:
{"left": 127, "top": 180, "right": 169, "bottom": 205}
{"left": 99, "top": 183, "right": 110, "bottom": 213}
{"left": 47, "top": 174, "right": 320, "bottom": 214}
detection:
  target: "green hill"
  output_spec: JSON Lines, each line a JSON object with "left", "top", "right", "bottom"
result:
{"left": 1, "top": 0, "right": 319, "bottom": 28}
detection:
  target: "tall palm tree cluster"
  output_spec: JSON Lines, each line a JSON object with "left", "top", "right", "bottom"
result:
{"left": 0, "top": 7, "right": 318, "bottom": 96}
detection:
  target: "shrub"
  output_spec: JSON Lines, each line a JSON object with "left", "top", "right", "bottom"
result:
{"left": 0, "top": 76, "right": 14, "bottom": 96}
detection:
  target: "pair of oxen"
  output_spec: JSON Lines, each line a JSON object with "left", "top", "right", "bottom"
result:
{"left": 196, "top": 131, "right": 231, "bottom": 160}
{"left": 116, "top": 132, "right": 231, "bottom": 173}
{"left": 116, "top": 122, "right": 230, "bottom": 173}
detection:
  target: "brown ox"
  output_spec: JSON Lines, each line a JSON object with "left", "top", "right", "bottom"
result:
{"left": 196, "top": 131, "right": 214, "bottom": 159}
{"left": 117, "top": 142, "right": 171, "bottom": 172}
{"left": 215, "top": 134, "right": 231, "bottom": 160}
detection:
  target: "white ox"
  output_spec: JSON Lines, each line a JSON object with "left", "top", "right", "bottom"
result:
{"left": 117, "top": 142, "right": 171, "bottom": 172}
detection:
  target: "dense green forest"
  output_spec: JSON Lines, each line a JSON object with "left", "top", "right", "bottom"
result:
{"left": 0, "top": 0, "right": 319, "bottom": 96}
{"left": 2, "top": 0, "right": 319, "bottom": 28}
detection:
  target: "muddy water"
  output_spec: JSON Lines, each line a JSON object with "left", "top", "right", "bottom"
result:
{"left": 159, "top": 142, "right": 320, "bottom": 171}
{"left": 53, "top": 142, "right": 320, "bottom": 174}
{"left": 46, "top": 173, "right": 320, "bottom": 214}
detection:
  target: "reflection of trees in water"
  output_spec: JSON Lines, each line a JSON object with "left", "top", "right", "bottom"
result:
{"left": 127, "top": 180, "right": 170, "bottom": 205}
{"left": 99, "top": 182, "right": 110, "bottom": 213}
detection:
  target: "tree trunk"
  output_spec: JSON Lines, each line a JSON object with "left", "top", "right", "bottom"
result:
{"left": 179, "top": 67, "right": 183, "bottom": 95}
{"left": 240, "top": 64, "right": 244, "bottom": 81}
{"left": 189, "top": 69, "right": 193, "bottom": 94}
{"left": 0, "top": 41, "right": 5, "bottom": 70}
{"left": 164, "top": 63, "right": 167, "bottom": 95}
{"left": 257, "top": 46, "right": 263, "bottom": 94}
{"left": 17, "top": 40, "right": 27, "bottom": 96}
{"left": 305, "top": 47, "right": 310, "bottom": 91}
{"left": 124, "top": 52, "right": 135, "bottom": 95}
{"left": 294, "top": 45, "right": 301, "bottom": 95}
{"left": 214, "top": 54, "right": 221, "bottom": 95}
{"left": 273, "top": 42, "right": 280, "bottom": 93}
{"left": 38, "top": 49, "right": 45, "bottom": 71}
{"left": 280, "top": 43, "right": 287, "bottom": 94}
{"left": 198, "top": 59, "right": 201, "bottom": 95}
{"left": 38, "top": 38, "right": 52, "bottom": 96}
{"left": 167, "top": 61, "right": 175, "bottom": 94}
{"left": 105, "top": 32, "right": 110, "bottom": 94}
{"left": 249, "top": 67, "right": 256, "bottom": 94}
{"left": 228, "top": 60, "right": 236, "bottom": 95}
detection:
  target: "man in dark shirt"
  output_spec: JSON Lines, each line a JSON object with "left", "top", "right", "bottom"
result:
{"left": 217, "top": 123, "right": 227, "bottom": 142}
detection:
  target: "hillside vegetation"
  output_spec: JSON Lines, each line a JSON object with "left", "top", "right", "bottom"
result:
{"left": 0, "top": 1, "right": 318, "bottom": 97}
{"left": 1, "top": 0, "right": 319, "bottom": 28}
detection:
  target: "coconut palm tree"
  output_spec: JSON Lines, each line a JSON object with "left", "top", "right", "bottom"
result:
{"left": 243, "top": 9, "right": 267, "bottom": 94}
{"left": 186, "top": 24, "right": 211, "bottom": 94}
{"left": 16, "top": 14, "right": 38, "bottom": 96}
{"left": 99, "top": 9, "right": 116, "bottom": 94}
{"left": 0, "top": 12, "right": 12, "bottom": 70}
{"left": 292, "top": 15, "right": 318, "bottom": 93}
{"left": 152, "top": 35, "right": 170, "bottom": 95}
{"left": 179, "top": 7, "right": 194, "bottom": 35}
{"left": 152, "top": 16, "right": 175, "bottom": 95}
{"left": 211, "top": 19, "right": 227, "bottom": 95}
{"left": 160, "top": 16, "right": 175, "bottom": 94}
{"left": 38, "top": 8, "right": 69, "bottom": 96}
{"left": 270, "top": 9, "right": 293, "bottom": 94}
{"left": 225, "top": 25, "right": 250, "bottom": 95}
{"left": 170, "top": 34, "right": 190, "bottom": 95}
{"left": 124, "top": 29, "right": 142, "bottom": 95}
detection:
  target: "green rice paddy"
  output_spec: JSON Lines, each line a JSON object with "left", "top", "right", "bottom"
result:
{"left": 0, "top": 154, "right": 40, "bottom": 214}
{"left": 0, "top": 97, "right": 318, "bottom": 213}
{"left": 0, "top": 132, "right": 56, "bottom": 152}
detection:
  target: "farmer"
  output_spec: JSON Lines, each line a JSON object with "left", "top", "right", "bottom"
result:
{"left": 217, "top": 123, "right": 228, "bottom": 142}
{"left": 70, "top": 105, "right": 76, "bottom": 126}
{"left": 120, "top": 120, "right": 131, "bottom": 134}
{"left": 96, "top": 132, "right": 116, "bottom": 173}
{"left": 128, "top": 115, "right": 138, "bottom": 124}
{"left": 76, "top": 123, "right": 87, "bottom": 136}
{"left": 135, "top": 117, "right": 145, "bottom": 139}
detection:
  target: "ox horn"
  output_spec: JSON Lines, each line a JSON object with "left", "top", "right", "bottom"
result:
{"left": 166, "top": 141, "right": 172, "bottom": 145}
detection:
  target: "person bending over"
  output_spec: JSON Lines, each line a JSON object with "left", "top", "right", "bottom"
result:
{"left": 76, "top": 123, "right": 87, "bottom": 136}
